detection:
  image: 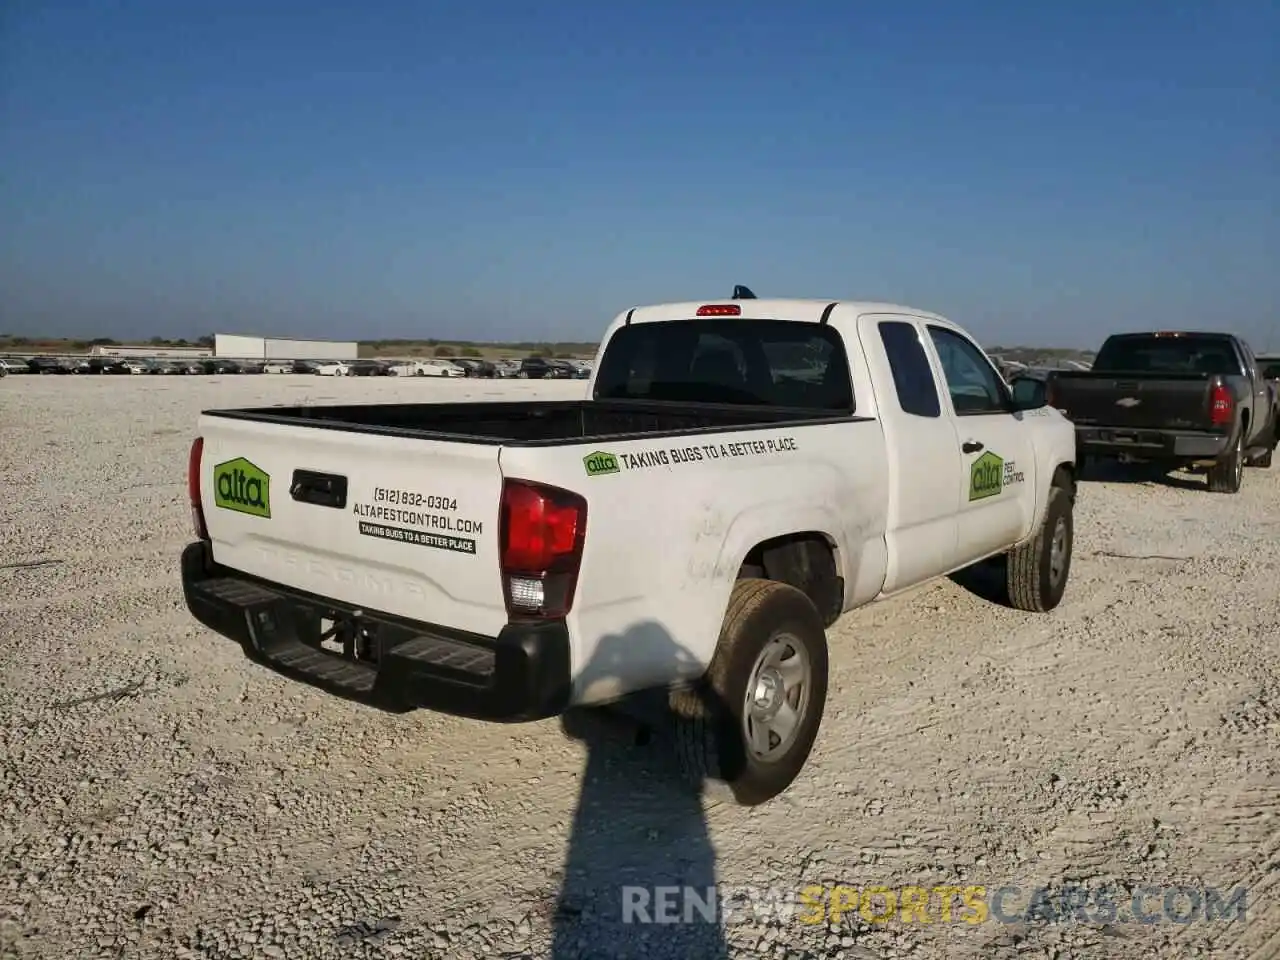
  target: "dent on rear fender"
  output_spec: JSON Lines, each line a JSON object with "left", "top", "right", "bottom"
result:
{"left": 684, "top": 502, "right": 733, "bottom": 582}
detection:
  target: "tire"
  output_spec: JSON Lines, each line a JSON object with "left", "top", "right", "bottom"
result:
{"left": 669, "top": 579, "right": 829, "bottom": 806}
{"left": 1006, "top": 473, "right": 1074, "bottom": 612}
{"left": 1247, "top": 416, "right": 1275, "bottom": 468}
{"left": 1207, "top": 430, "right": 1244, "bottom": 493}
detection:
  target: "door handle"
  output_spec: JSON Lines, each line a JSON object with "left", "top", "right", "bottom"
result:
{"left": 291, "top": 469, "right": 348, "bottom": 508}
{"left": 962, "top": 440, "right": 984, "bottom": 454}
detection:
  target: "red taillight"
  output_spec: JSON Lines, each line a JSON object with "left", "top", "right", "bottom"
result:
{"left": 499, "top": 479, "right": 586, "bottom": 619}
{"left": 1210, "top": 383, "right": 1234, "bottom": 426}
{"left": 696, "top": 304, "right": 741, "bottom": 317}
{"left": 188, "top": 437, "right": 208, "bottom": 540}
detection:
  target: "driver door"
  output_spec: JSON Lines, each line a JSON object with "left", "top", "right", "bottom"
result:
{"left": 924, "top": 325, "right": 1039, "bottom": 565}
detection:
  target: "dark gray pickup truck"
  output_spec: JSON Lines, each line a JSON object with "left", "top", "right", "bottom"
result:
{"left": 1258, "top": 354, "right": 1280, "bottom": 382}
{"left": 1046, "top": 332, "right": 1279, "bottom": 493}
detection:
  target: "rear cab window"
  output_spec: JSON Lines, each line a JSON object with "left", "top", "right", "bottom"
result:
{"left": 1092, "top": 335, "right": 1244, "bottom": 376}
{"left": 877, "top": 320, "right": 941, "bottom": 417}
{"left": 593, "top": 318, "right": 855, "bottom": 411}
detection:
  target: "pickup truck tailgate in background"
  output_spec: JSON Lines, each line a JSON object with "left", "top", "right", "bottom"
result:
{"left": 197, "top": 416, "right": 508, "bottom": 637}
{"left": 1054, "top": 373, "right": 1213, "bottom": 428}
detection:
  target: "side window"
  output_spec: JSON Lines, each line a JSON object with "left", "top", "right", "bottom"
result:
{"left": 927, "top": 326, "right": 1009, "bottom": 415}
{"left": 878, "top": 321, "right": 941, "bottom": 417}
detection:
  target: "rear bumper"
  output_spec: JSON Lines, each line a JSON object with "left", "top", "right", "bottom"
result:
{"left": 1076, "top": 426, "right": 1230, "bottom": 460}
{"left": 180, "top": 541, "right": 571, "bottom": 721}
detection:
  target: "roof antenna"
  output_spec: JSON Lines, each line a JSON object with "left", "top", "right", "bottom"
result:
{"left": 732, "top": 284, "right": 756, "bottom": 300}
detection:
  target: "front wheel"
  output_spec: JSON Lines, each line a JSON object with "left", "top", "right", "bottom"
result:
{"left": 670, "top": 579, "right": 829, "bottom": 806}
{"left": 1006, "top": 473, "right": 1074, "bottom": 612}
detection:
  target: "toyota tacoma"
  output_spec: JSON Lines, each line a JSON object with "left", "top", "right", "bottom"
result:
{"left": 181, "top": 291, "right": 1077, "bottom": 804}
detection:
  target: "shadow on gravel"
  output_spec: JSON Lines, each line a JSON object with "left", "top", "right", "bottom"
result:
{"left": 947, "top": 556, "right": 1012, "bottom": 607}
{"left": 551, "top": 621, "right": 729, "bottom": 960}
{"left": 1080, "top": 459, "right": 1206, "bottom": 491}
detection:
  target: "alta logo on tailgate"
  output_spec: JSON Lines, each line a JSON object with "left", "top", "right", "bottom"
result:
{"left": 213, "top": 458, "right": 271, "bottom": 518}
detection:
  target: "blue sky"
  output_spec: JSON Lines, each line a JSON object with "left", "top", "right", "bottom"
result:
{"left": 2, "top": 1, "right": 1277, "bottom": 348}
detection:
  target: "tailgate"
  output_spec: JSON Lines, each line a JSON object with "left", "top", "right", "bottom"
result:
{"left": 1055, "top": 374, "right": 1213, "bottom": 429}
{"left": 196, "top": 415, "right": 507, "bottom": 637}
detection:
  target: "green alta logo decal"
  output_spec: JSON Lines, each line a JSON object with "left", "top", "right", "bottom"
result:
{"left": 583, "top": 451, "right": 620, "bottom": 476}
{"left": 969, "top": 451, "right": 1004, "bottom": 501}
{"left": 213, "top": 457, "right": 271, "bottom": 518}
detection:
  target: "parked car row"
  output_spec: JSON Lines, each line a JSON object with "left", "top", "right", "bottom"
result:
{"left": 1, "top": 354, "right": 596, "bottom": 379}
{"left": 6, "top": 356, "right": 182, "bottom": 375}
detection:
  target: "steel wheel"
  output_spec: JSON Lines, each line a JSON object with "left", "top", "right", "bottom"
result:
{"left": 1048, "top": 515, "right": 1069, "bottom": 589}
{"left": 742, "top": 633, "right": 812, "bottom": 763}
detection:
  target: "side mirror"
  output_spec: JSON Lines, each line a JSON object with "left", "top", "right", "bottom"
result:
{"left": 1009, "top": 377, "right": 1048, "bottom": 410}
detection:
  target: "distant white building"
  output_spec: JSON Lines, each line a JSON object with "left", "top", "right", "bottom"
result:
{"left": 214, "top": 334, "right": 358, "bottom": 361}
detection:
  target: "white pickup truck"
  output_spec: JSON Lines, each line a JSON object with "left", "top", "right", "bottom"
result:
{"left": 182, "top": 292, "right": 1077, "bottom": 805}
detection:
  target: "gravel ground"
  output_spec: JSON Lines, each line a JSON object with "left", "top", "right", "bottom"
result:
{"left": 1, "top": 374, "right": 1277, "bottom": 960}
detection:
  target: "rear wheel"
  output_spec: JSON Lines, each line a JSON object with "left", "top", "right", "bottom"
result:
{"left": 1208, "top": 430, "right": 1244, "bottom": 493}
{"left": 1247, "top": 415, "right": 1276, "bottom": 468}
{"left": 670, "top": 579, "right": 829, "bottom": 806}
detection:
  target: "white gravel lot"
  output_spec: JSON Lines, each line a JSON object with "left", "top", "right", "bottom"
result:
{"left": 0, "top": 374, "right": 1277, "bottom": 960}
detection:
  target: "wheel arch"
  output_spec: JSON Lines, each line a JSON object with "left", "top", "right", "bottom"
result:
{"left": 735, "top": 530, "right": 844, "bottom": 628}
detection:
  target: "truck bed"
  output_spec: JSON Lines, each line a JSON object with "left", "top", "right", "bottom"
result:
{"left": 203, "top": 399, "right": 854, "bottom": 445}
